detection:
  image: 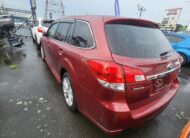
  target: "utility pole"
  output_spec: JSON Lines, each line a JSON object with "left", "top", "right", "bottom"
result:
{"left": 30, "top": 0, "right": 37, "bottom": 21}
{"left": 137, "top": 4, "right": 145, "bottom": 18}
{"left": 114, "top": 0, "right": 120, "bottom": 16}
{"left": 60, "top": 0, "right": 64, "bottom": 16}
{"left": 45, "top": 0, "right": 48, "bottom": 19}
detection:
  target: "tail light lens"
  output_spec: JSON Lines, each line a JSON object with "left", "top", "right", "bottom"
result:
{"left": 123, "top": 66, "right": 146, "bottom": 83}
{"left": 38, "top": 27, "right": 44, "bottom": 33}
{"left": 88, "top": 60, "right": 125, "bottom": 91}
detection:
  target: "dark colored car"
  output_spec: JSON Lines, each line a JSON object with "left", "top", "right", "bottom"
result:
{"left": 165, "top": 32, "right": 190, "bottom": 65}
{"left": 40, "top": 16, "right": 181, "bottom": 135}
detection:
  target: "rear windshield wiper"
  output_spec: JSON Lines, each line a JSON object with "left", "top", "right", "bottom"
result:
{"left": 160, "top": 50, "right": 174, "bottom": 57}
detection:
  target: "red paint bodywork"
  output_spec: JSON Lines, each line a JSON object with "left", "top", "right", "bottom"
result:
{"left": 41, "top": 16, "right": 180, "bottom": 135}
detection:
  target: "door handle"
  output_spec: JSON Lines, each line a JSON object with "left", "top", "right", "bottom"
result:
{"left": 58, "top": 48, "right": 64, "bottom": 55}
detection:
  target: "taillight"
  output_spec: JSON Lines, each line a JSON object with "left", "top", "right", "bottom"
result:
{"left": 123, "top": 66, "right": 146, "bottom": 83}
{"left": 38, "top": 27, "right": 44, "bottom": 33}
{"left": 88, "top": 60, "right": 125, "bottom": 91}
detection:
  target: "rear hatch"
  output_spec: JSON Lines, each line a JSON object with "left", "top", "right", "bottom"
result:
{"left": 105, "top": 20, "right": 181, "bottom": 109}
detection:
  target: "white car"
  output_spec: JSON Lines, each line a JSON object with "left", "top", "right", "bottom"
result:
{"left": 31, "top": 18, "right": 54, "bottom": 49}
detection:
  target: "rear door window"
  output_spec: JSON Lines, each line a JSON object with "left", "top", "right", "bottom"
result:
{"left": 65, "top": 23, "right": 75, "bottom": 44}
{"left": 55, "top": 23, "right": 70, "bottom": 42}
{"left": 72, "top": 21, "right": 94, "bottom": 48}
{"left": 105, "top": 24, "right": 173, "bottom": 58}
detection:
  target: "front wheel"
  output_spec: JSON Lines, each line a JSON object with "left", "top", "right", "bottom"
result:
{"left": 62, "top": 72, "right": 77, "bottom": 111}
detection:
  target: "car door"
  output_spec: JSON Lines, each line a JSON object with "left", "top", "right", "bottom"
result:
{"left": 43, "top": 23, "right": 59, "bottom": 65}
{"left": 63, "top": 20, "right": 96, "bottom": 114}
{"left": 50, "top": 21, "right": 74, "bottom": 74}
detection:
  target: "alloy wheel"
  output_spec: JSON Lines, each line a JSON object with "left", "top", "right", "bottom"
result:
{"left": 41, "top": 46, "right": 45, "bottom": 60}
{"left": 63, "top": 77, "right": 74, "bottom": 107}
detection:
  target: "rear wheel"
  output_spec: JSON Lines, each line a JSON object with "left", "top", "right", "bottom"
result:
{"left": 180, "top": 53, "right": 187, "bottom": 66}
{"left": 62, "top": 72, "right": 77, "bottom": 111}
{"left": 32, "top": 37, "right": 35, "bottom": 43}
{"left": 34, "top": 35, "right": 37, "bottom": 44}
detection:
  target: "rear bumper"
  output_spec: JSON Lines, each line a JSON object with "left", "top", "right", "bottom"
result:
{"left": 92, "top": 79, "right": 179, "bottom": 135}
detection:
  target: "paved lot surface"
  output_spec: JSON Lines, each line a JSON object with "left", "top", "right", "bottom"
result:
{"left": 0, "top": 39, "right": 190, "bottom": 138}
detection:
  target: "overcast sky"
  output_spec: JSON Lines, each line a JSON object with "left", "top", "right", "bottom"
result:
{"left": 1, "top": 0, "right": 190, "bottom": 25}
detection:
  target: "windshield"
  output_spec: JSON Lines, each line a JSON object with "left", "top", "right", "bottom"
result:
{"left": 41, "top": 20, "right": 54, "bottom": 28}
{"left": 105, "top": 24, "right": 173, "bottom": 58}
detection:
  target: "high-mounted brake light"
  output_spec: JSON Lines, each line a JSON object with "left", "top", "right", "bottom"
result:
{"left": 88, "top": 60, "right": 125, "bottom": 91}
{"left": 123, "top": 66, "right": 146, "bottom": 83}
{"left": 38, "top": 27, "right": 44, "bottom": 33}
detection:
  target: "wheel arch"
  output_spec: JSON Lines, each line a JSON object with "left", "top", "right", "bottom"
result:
{"left": 60, "top": 68, "right": 67, "bottom": 80}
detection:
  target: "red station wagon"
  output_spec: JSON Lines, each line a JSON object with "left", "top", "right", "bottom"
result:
{"left": 40, "top": 16, "right": 181, "bottom": 135}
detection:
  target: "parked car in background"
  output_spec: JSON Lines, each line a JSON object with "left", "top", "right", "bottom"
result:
{"left": 31, "top": 18, "right": 54, "bottom": 49}
{"left": 165, "top": 32, "right": 190, "bottom": 65}
{"left": 40, "top": 16, "right": 181, "bottom": 135}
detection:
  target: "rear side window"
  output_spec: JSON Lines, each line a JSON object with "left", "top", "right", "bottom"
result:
{"left": 41, "top": 20, "right": 54, "bottom": 28}
{"left": 105, "top": 24, "right": 173, "bottom": 58}
{"left": 72, "top": 21, "right": 94, "bottom": 48}
{"left": 165, "top": 35, "right": 184, "bottom": 43}
{"left": 55, "top": 23, "right": 70, "bottom": 42}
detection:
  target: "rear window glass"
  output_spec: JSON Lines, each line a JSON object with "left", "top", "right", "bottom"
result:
{"left": 41, "top": 20, "right": 54, "bottom": 28}
{"left": 105, "top": 24, "right": 173, "bottom": 58}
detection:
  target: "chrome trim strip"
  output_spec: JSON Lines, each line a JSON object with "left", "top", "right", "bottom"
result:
{"left": 146, "top": 66, "right": 180, "bottom": 80}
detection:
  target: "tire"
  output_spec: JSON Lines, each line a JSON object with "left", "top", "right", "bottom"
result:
{"left": 31, "top": 30, "right": 35, "bottom": 43}
{"left": 180, "top": 53, "right": 187, "bottom": 66}
{"left": 37, "top": 43, "right": 41, "bottom": 50}
{"left": 32, "top": 37, "right": 35, "bottom": 43}
{"left": 40, "top": 45, "right": 45, "bottom": 61}
{"left": 34, "top": 35, "right": 37, "bottom": 44}
{"left": 62, "top": 72, "right": 77, "bottom": 111}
